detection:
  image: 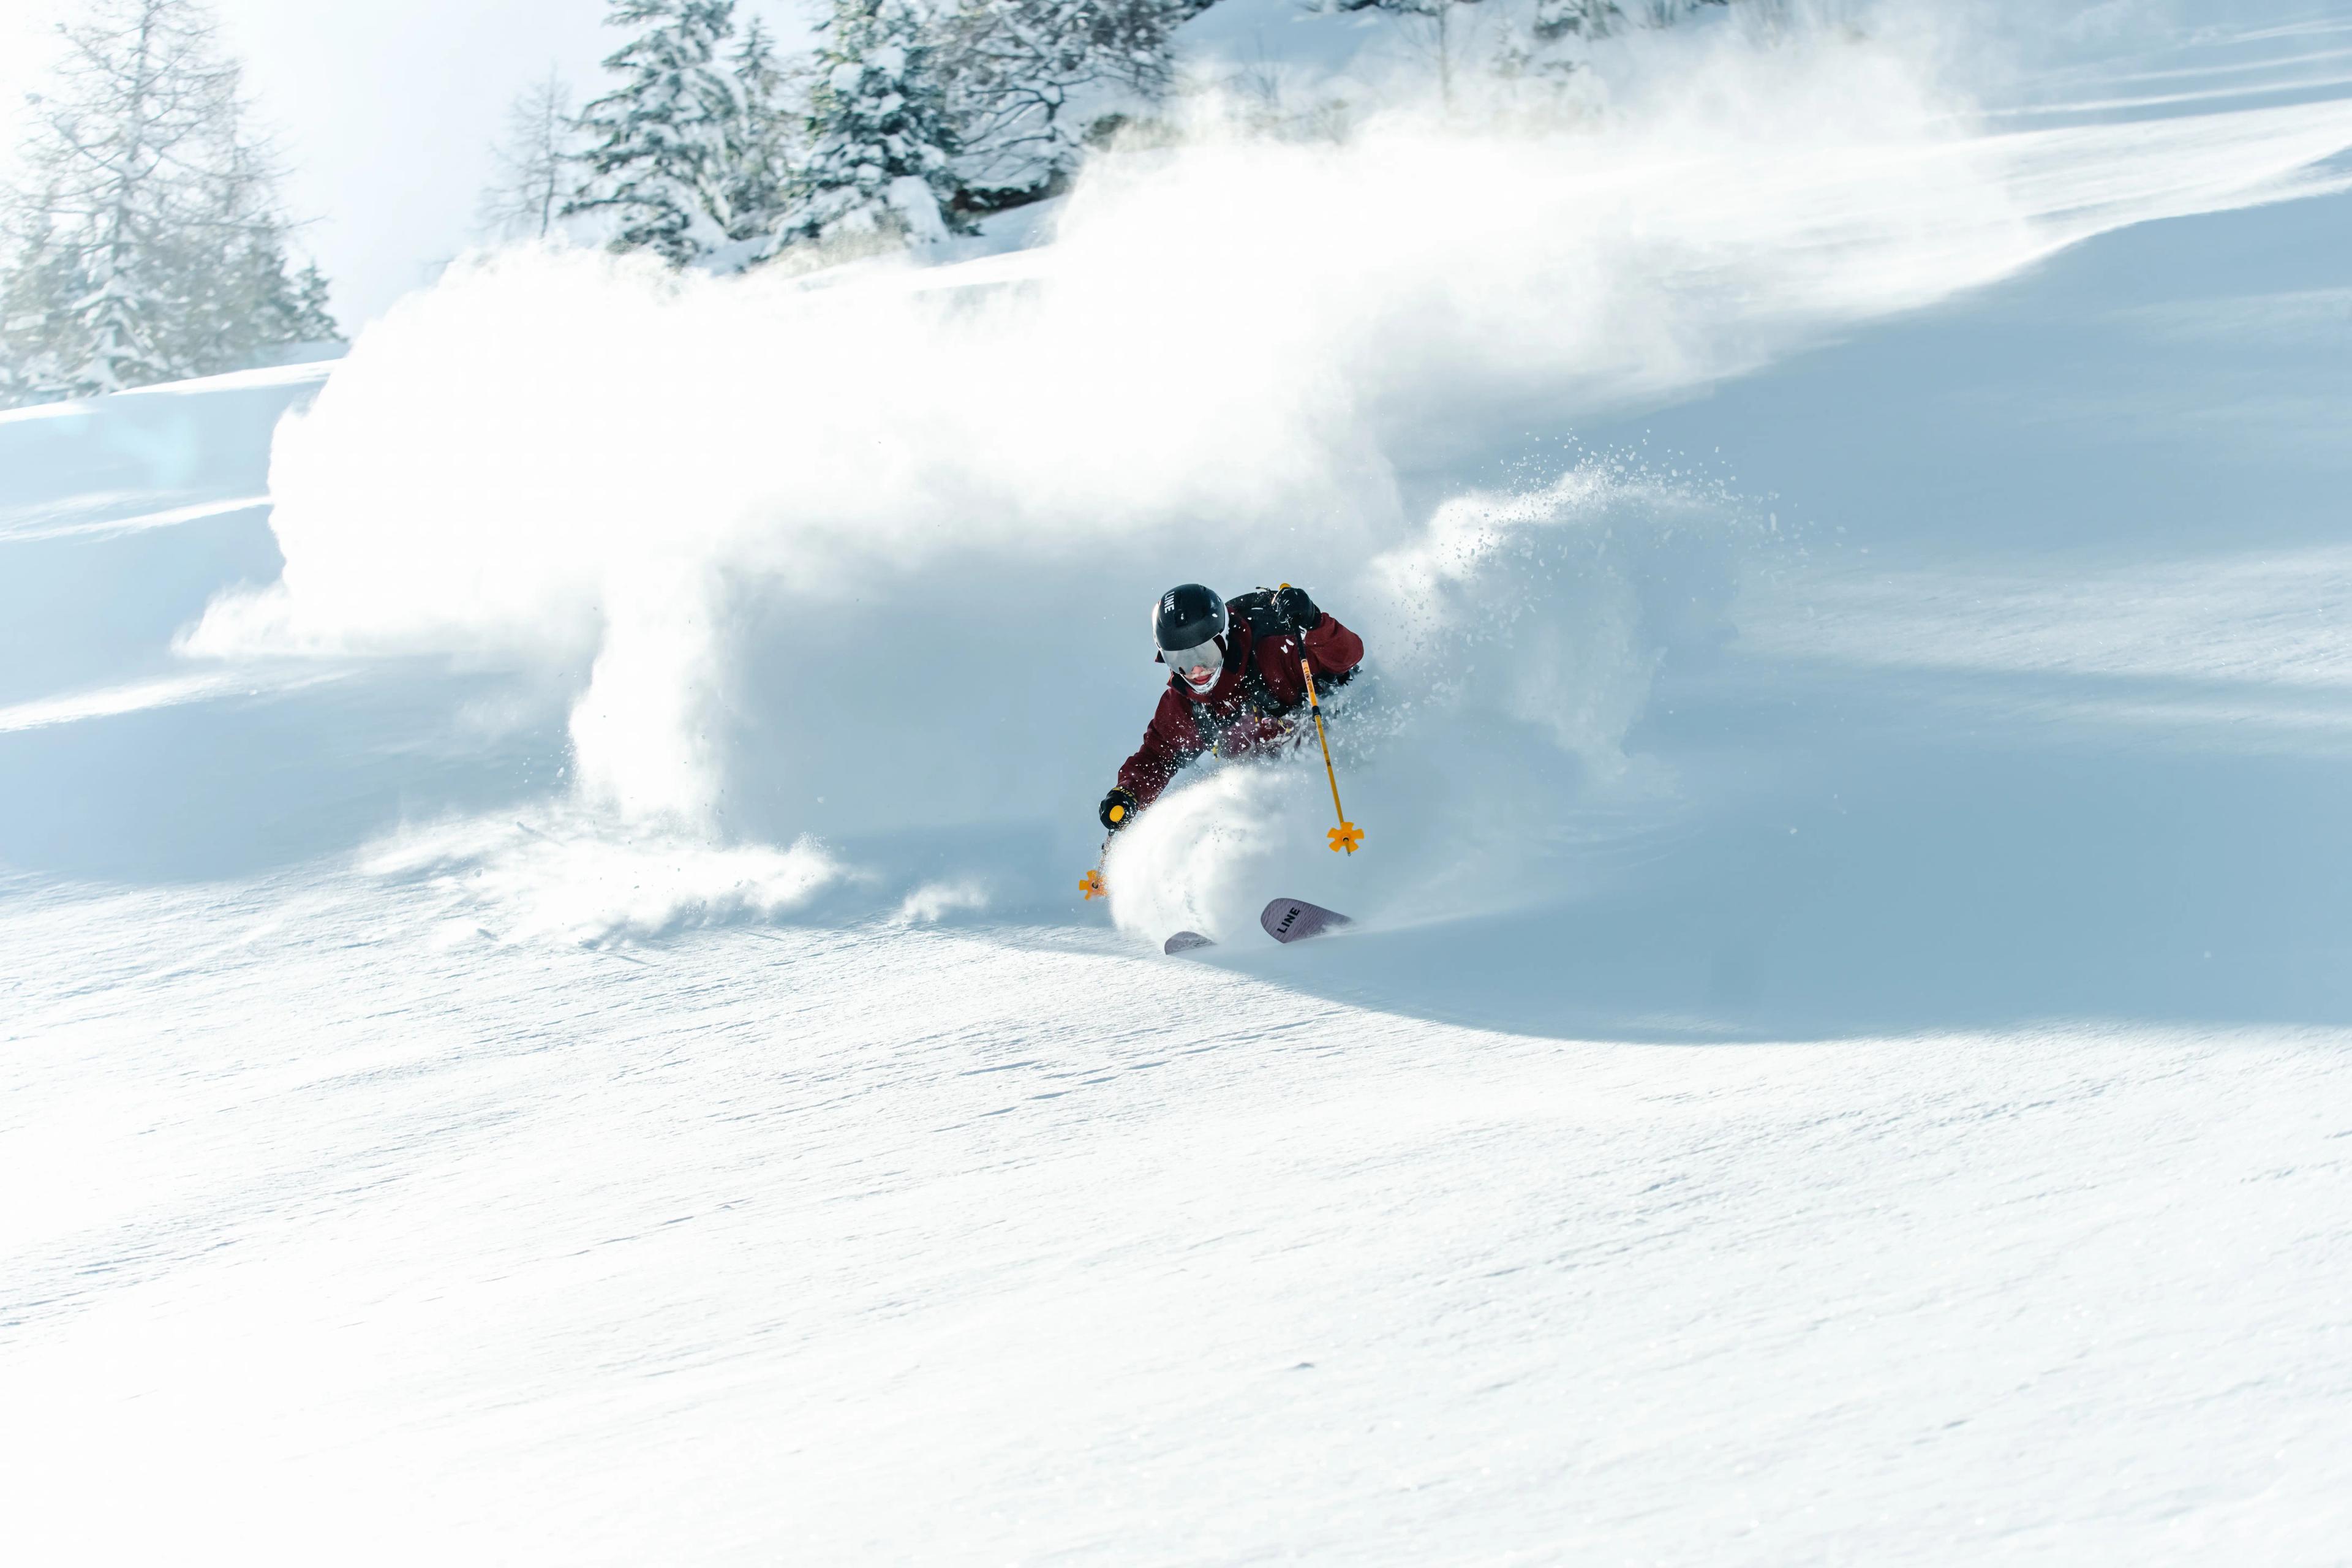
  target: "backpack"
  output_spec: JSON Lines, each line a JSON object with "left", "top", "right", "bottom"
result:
{"left": 1177, "top": 588, "right": 1351, "bottom": 753}
{"left": 1224, "top": 587, "right": 1284, "bottom": 641}
{"left": 1227, "top": 587, "right": 1354, "bottom": 698}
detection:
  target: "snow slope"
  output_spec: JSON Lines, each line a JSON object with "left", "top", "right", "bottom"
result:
{"left": 6, "top": 4, "right": 2352, "bottom": 1562}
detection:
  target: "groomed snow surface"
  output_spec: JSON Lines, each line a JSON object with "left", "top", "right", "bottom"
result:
{"left": 7, "top": 4, "right": 2352, "bottom": 1561}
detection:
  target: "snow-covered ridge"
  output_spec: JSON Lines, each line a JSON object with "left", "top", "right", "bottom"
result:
{"left": 0, "top": 357, "right": 337, "bottom": 427}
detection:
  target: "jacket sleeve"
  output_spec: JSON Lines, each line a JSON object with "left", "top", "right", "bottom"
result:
{"left": 1302, "top": 612, "right": 1363, "bottom": 677}
{"left": 1117, "top": 686, "right": 1205, "bottom": 806}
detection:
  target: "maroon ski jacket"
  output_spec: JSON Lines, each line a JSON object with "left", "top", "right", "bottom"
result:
{"left": 1117, "top": 612, "right": 1365, "bottom": 806}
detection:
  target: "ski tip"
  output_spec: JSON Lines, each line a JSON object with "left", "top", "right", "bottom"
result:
{"left": 1259, "top": 897, "right": 1354, "bottom": 945}
{"left": 1163, "top": 930, "right": 1216, "bottom": 955}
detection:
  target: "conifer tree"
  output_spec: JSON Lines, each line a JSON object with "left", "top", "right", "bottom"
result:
{"left": 566, "top": 0, "right": 742, "bottom": 265}
{"left": 0, "top": 0, "right": 340, "bottom": 407}
{"left": 719, "top": 17, "right": 795, "bottom": 244}
{"left": 0, "top": 201, "right": 85, "bottom": 405}
{"left": 1532, "top": 0, "right": 1618, "bottom": 38}
{"left": 1634, "top": 0, "right": 1729, "bottom": 23}
{"left": 939, "top": 0, "right": 1196, "bottom": 196}
{"left": 786, "top": 0, "right": 963, "bottom": 249}
{"left": 1534, "top": 0, "right": 1727, "bottom": 40}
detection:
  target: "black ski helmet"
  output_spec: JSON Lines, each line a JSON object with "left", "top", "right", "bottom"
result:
{"left": 1152, "top": 583, "right": 1227, "bottom": 664}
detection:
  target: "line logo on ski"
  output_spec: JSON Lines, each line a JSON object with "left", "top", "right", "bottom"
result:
{"left": 1259, "top": 897, "right": 1352, "bottom": 944}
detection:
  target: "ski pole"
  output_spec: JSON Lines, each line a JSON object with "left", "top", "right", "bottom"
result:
{"left": 1081, "top": 837, "right": 1109, "bottom": 900}
{"left": 1301, "top": 655, "right": 1363, "bottom": 854}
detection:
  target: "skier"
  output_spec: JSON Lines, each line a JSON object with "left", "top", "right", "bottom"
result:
{"left": 1098, "top": 582, "right": 1365, "bottom": 834}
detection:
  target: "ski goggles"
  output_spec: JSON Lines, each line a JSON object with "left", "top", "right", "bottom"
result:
{"left": 1163, "top": 638, "right": 1224, "bottom": 682}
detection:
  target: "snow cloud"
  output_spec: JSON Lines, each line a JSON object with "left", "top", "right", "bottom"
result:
{"left": 183, "top": 9, "right": 2352, "bottom": 935}
{"left": 363, "top": 812, "right": 845, "bottom": 946}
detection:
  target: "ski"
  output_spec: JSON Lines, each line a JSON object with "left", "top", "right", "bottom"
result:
{"left": 1163, "top": 930, "right": 1215, "bottom": 955}
{"left": 1259, "top": 897, "right": 1352, "bottom": 944}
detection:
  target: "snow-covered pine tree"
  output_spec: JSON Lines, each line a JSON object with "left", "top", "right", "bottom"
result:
{"left": 565, "top": 0, "right": 743, "bottom": 265}
{"left": 1532, "top": 0, "right": 1616, "bottom": 38}
{"left": 784, "top": 0, "right": 963, "bottom": 250}
{"left": 719, "top": 17, "right": 797, "bottom": 244}
{"left": 0, "top": 0, "right": 341, "bottom": 407}
{"left": 1632, "top": 0, "right": 1730, "bottom": 24}
{"left": 280, "top": 260, "right": 340, "bottom": 342}
{"left": 1534, "top": 0, "right": 1727, "bottom": 41}
{"left": 479, "top": 69, "right": 582, "bottom": 243}
{"left": 937, "top": 0, "right": 1199, "bottom": 201}
{"left": 0, "top": 200, "right": 85, "bottom": 407}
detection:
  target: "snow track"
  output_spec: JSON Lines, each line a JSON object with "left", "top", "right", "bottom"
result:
{"left": 7, "top": 4, "right": 2352, "bottom": 1561}
{"left": 4, "top": 881, "right": 2348, "bottom": 1564}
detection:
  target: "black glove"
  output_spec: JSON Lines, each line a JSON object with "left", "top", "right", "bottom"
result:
{"left": 1099, "top": 786, "right": 1139, "bottom": 832}
{"left": 1273, "top": 584, "right": 1323, "bottom": 632}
